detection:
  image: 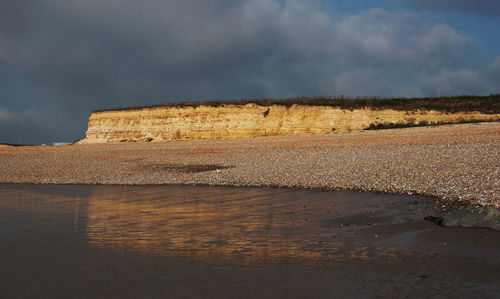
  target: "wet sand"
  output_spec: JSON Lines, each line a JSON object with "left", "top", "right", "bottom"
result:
{"left": 1, "top": 184, "right": 499, "bottom": 298}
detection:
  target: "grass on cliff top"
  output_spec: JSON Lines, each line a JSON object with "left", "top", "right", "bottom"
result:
{"left": 94, "top": 94, "right": 500, "bottom": 114}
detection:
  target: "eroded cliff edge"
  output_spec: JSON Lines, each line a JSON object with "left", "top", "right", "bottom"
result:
{"left": 79, "top": 100, "right": 500, "bottom": 143}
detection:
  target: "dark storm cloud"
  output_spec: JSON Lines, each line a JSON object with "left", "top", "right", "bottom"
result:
{"left": 409, "top": 0, "right": 500, "bottom": 15}
{"left": 487, "top": 56, "right": 500, "bottom": 87}
{"left": 0, "top": 0, "right": 498, "bottom": 144}
{"left": 0, "top": 107, "right": 69, "bottom": 145}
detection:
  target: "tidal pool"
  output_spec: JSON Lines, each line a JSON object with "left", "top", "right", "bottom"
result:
{"left": 1, "top": 184, "right": 499, "bottom": 298}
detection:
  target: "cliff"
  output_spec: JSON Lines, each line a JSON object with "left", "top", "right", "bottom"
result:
{"left": 79, "top": 103, "right": 500, "bottom": 143}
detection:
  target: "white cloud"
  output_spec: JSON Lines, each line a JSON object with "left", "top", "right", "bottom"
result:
{"left": 0, "top": 0, "right": 491, "bottom": 100}
{"left": 0, "top": 0, "right": 498, "bottom": 144}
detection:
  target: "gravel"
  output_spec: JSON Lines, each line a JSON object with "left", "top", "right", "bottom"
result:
{"left": 1, "top": 122, "right": 499, "bottom": 207}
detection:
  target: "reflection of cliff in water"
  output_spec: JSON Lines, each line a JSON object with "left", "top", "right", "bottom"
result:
{"left": 0, "top": 184, "right": 426, "bottom": 262}
{"left": 85, "top": 185, "right": 420, "bottom": 261}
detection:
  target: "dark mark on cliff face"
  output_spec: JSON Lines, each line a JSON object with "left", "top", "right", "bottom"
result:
{"left": 364, "top": 118, "right": 499, "bottom": 130}
{"left": 119, "top": 138, "right": 154, "bottom": 143}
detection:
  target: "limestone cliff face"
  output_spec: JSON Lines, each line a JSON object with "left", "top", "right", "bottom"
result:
{"left": 80, "top": 104, "right": 499, "bottom": 143}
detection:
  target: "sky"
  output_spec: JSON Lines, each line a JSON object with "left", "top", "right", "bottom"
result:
{"left": 1, "top": 0, "right": 499, "bottom": 144}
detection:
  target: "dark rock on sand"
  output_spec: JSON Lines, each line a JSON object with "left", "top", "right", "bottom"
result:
{"left": 442, "top": 206, "right": 500, "bottom": 230}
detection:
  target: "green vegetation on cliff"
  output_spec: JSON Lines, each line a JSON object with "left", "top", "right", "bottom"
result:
{"left": 95, "top": 94, "right": 500, "bottom": 114}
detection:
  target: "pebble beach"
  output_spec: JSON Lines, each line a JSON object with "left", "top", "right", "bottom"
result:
{"left": 1, "top": 122, "right": 499, "bottom": 207}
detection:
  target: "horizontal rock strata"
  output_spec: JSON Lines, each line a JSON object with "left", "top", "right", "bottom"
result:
{"left": 80, "top": 104, "right": 499, "bottom": 143}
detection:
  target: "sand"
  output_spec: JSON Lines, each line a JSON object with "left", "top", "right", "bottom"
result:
{"left": 0, "top": 122, "right": 499, "bottom": 207}
{"left": 1, "top": 184, "right": 499, "bottom": 298}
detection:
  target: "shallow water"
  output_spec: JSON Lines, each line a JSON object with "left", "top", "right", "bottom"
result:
{"left": 1, "top": 184, "right": 499, "bottom": 298}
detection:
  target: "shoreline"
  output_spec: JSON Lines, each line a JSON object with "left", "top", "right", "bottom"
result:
{"left": 2, "top": 182, "right": 487, "bottom": 230}
{"left": 1, "top": 122, "right": 499, "bottom": 208}
{"left": 0, "top": 181, "right": 470, "bottom": 212}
